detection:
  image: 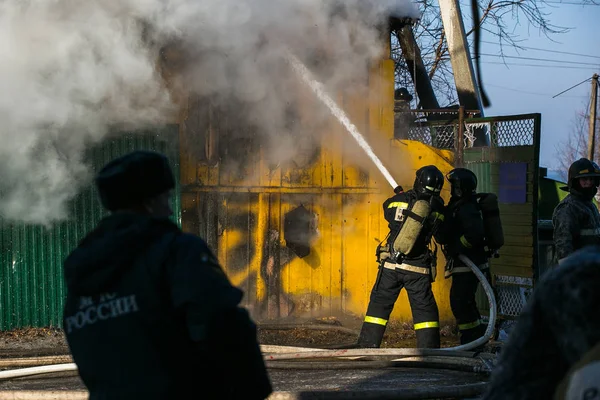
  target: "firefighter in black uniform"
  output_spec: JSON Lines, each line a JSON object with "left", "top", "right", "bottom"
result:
{"left": 435, "top": 168, "right": 489, "bottom": 346}
{"left": 357, "top": 165, "right": 445, "bottom": 349}
{"left": 62, "top": 151, "right": 272, "bottom": 400}
{"left": 553, "top": 158, "right": 600, "bottom": 264}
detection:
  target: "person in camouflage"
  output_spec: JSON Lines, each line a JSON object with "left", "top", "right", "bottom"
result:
{"left": 553, "top": 158, "right": 600, "bottom": 264}
{"left": 481, "top": 246, "right": 600, "bottom": 400}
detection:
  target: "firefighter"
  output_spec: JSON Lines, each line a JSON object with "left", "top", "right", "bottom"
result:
{"left": 552, "top": 158, "right": 600, "bottom": 264}
{"left": 435, "top": 168, "right": 488, "bottom": 346}
{"left": 481, "top": 246, "right": 600, "bottom": 400}
{"left": 62, "top": 150, "right": 272, "bottom": 400}
{"left": 357, "top": 165, "right": 445, "bottom": 349}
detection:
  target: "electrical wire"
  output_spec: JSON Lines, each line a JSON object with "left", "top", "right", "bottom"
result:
{"left": 480, "top": 40, "right": 600, "bottom": 60}
{"left": 480, "top": 61, "right": 599, "bottom": 71}
{"left": 484, "top": 83, "right": 587, "bottom": 98}
{"left": 553, "top": 77, "right": 593, "bottom": 98}
{"left": 542, "top": 1, "right": 600, "bottom": 5}
{"left": 479, "top": 53, "right": 600, "bottom": 67}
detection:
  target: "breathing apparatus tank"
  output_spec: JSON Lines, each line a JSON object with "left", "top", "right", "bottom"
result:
{"left": 478, "top": 193, "right": 504, "bottom": 252}
{"left": 393, "top": 199, "right": 432, "bottom": 256}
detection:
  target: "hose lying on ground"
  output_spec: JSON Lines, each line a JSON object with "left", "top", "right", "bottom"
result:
{"left": 0, "top": 391, "right": 87, "bottom": 400}
{"left": 263, "top": 347, "right": 488, "bottom": 361}
{"left": 266, "top": 355, "right": 492, "bottom": 374}
{"left": 0, "top": 364, "right": 77, "bottom": 380}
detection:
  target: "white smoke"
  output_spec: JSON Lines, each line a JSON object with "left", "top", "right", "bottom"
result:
{"left": 0, "top": 0, "right": 419, "bottom": 224}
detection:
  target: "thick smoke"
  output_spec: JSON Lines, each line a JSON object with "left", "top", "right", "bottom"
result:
{"left": 0, "top": 0, "right": 419, "bottom": 224}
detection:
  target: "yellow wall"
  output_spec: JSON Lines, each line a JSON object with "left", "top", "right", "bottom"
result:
{"left": 176, "top": 44, "right": 458, "bottom": 324}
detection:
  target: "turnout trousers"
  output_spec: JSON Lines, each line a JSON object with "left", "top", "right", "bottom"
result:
{"left": 358, "top": 265, "right": 440, "bottom": 348}
{"left": 450, "top": 271, "right": 487, "bottom": 345}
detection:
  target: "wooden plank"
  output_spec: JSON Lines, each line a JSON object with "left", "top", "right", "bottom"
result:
{"left": 504, "top": 235, "right": 533, "bottom": 246}
{"left": 492, "top": 264, "right": 534, "bottom": 278}
{"left": 499, "top": 245, "right": 534, "bottom": 256}
{"left": 502, "top": 216, "right": 536, "bottom": 226}
{"left": 503, "top": 225, "right": 533, "bottom": 235}
{"left": 493, "top": 254, "right": 533, "bottom": 268}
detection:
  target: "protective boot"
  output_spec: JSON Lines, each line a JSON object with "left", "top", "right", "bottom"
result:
{"left": 460, "top": 324, "right": 487, "bottom": 350}
{"left": 416, "top": 328, "right": 441, "bottom": 348}
{"left": 357, "top": 323, "right": 386, "bottom": 348}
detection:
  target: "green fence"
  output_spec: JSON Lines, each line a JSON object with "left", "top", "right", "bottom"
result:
{"left": 0, "top": 126, "right": 180, "bottom": 330}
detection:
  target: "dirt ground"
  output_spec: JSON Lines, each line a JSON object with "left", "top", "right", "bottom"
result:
{"left": 0, "top": 317, "right": 461, "bottom": 357}
{"left": 0, "top": 322, "right": 488, "bottom": 397}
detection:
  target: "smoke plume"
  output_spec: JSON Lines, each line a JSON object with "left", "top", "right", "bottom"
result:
{"left": 0, "top": 0, "right": 419, "bottom": 224}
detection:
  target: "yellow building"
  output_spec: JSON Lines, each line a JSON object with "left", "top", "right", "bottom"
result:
{"left": 161, "top": 26, "right": 459, "bottom": 325}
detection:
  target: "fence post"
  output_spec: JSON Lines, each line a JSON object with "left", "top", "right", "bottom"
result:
{"left": 456, "top": 106, "right": 465, "bottom": 167}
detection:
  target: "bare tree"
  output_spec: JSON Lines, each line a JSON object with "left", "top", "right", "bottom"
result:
{"left": 392, "top": 0, "right": 570, "bottom": 107}
{"left": 553, "top": 108, "right": 600, "bottom": 204}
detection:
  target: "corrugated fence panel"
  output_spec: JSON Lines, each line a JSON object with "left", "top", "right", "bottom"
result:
{"left": 0, "top": 125, "right": 180, "bottom": 330}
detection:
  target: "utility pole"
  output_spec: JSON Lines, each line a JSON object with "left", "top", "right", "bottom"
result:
{"left": 438, "top": 0, "right": 489, "bottom": 146}
{"left": 588, "top": 74, "right": 599, "bottom": 162}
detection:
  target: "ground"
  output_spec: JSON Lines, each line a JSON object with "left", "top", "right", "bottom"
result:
{"left": 0, "top": 317, "right": 461, "bottom": 357}
{"left": 0, "top": 322, "right": 488, "bottom": 398}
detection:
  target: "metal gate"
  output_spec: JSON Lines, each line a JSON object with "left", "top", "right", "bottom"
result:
{"left": 405, "top": 110, "right": 542, "bottom": 320}
{"left": 463, "top": 113, "right": 541, "bottom": 319}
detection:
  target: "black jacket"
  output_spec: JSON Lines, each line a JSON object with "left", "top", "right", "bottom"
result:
{"left": 62, "top": 212, "right": 272, "bottom": 400}
{"left": 435, "top": 195, "right": 488, "bottom": 267}
{"left": 383, "top": 189, "right": 444, "bottom": 268}
{"left": 552, "top": 193, "right": 600, "bottom": 261}
{"left": 482, "top": 246, "right": 600, "bottom": 400}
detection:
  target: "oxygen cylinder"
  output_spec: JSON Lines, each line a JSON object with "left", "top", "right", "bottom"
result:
{"left": 478, "top": 193, "right": 504, "bottom": 250}
{"left": 393, "top": 200, "right": 431, "bottom": 255}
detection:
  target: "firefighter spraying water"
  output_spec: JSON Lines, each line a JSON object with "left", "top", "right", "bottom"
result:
{"left": 284, "top": 48, "right": 498, "bottom": 352}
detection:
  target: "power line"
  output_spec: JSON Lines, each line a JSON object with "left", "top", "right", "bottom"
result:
{"left": 480, "top": 61, "right": 599, "bottom": 71}
{"left": 480, "top": 40, "right": 600, "bottom": 60}
{"left": 479, "top": 53, "right": 600, "bottom": 66}
{"left": 542, "top": 1, "right": 600, "bottom": 4}
{"left": 485, "top": 83, "right": 588, "bottom": 98}
{"left": 552, "top": 77, "right": 593, "bottom": 98}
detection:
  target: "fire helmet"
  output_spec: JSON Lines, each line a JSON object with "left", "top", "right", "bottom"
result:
{"left": 566, "top": 158, "right": 600, "bottom": 189}
{"left": 446, "top": 168, "right": 477, "bottom": 198}
{"left": 413, "top": 165, "right": 444, "bottom": 197}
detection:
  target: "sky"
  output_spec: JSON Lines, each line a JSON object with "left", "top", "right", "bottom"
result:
{"left": 476, "top": 1, "right": 600, "bottom": 174}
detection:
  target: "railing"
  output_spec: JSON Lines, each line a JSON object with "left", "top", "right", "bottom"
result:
{"left": 395, "top": 108, "right": 540, "bottom": 154}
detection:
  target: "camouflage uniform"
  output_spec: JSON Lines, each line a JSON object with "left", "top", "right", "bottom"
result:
{"left": 481, "top": 246, "right": 600, "bottom": 400}
{"left": 552, "top": 158, "right": 600, "bottom": 263}
{"left": 553, "top": 195, "right": 600, "bottom": 262}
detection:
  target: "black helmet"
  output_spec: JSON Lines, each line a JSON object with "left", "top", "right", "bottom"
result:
{"left": 395, "top": 87, "right": 413, "bottom": 102}
{"left": 413, "top": 165, "right": 444, "bottom": 197}
{"left": 446, "top": 168, "right": 477, "bottom": 198}
{"left": 567, "top": 158, "right": 600, "bottom": 188}
{"left": 563, "top": 158, "right": 600, "bottom": 198}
